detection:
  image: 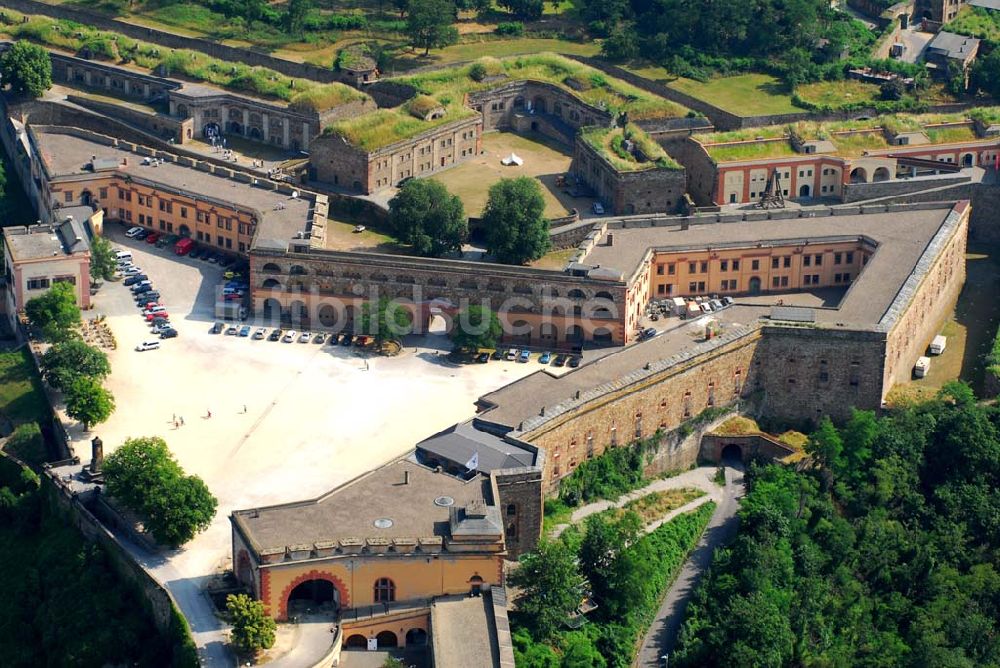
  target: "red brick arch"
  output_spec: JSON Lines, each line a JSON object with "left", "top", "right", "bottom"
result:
{"left": 278, "top": 570, "right": 350, "bottom": 621}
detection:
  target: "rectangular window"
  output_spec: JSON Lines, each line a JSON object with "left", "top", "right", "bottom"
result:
{"left": 689, "top": 282, "right": 698, "bottom": 292}
{"left": 26, "top": 278, "right": 50, "bottom": 290}
{"left": 834, "top": 252, "right": 842, "bottom": 264}
{"left": 124, "top": 210, "right": 132, "bottom": 221}
{"left": 668, "top": 263, "right": 675, "bottom": 275}
{"left": 53, "top": 276, "right": 76, "bottom": 286}
{"left": 159, "top": 200, "right": 165, "bottom": 211}
{"left": 732, "top": 260, "right": 739, "bottom": 271}
{"left": 688, "top": 262, "right": 696, "bottom": 274}
{"left": 225, "top": 220, "right": 232, "bottom": 231}
{"left": 225, "top": 238, "right": 232, "bottom": 249}
{"left": 773, "top": 277, "right": 781, "bottom": 288}
{"left": 666, "top": 284, "right": 674, "bottom": 294}
{"left": 217, "top": 217, "right": 224, "bottom": 229}
{"left": 180, "top": 207, "right": 188, "bottom": 219}
{"left": 771, "top": 257, "right": 780, "bottom": 269}
{"left": 804, "top": 275, "right": 812, "bottom": 286}
{"left": 239, "top": 242, "right": 246, "bottom": 252}
{"left": 657, "top": 284, "right": 666, "bottom": 295}
{"left": 217, "top": 235, "right": 224, "bottom": 247}
{"left": 700, "top": 261, "right": 708, "bottom": 273}
{"left": 815, "top": 254, "right": 823, "bottom": 266}
{"left": 752, "top": 259, "right": 760, "bottom": 270}
{"left": 720, "top": 260, "right": 729, "bottom": 272}
{"left": 159, "top": 219, "right": 166, "bottom": 231}
{"left": 99, "top": 187, "right": 108, "bottom": 199}
{"left": 804, "top": 255, "right": 811, "bottom": 267}
{"left": 846, "top": 252, "right": 854, "bottom": 264}
{"left": 781, "top": 276, "right": 789, "bottom": 287}
{"left": 698, "top": 281, "right": 706, "bottom": 292}
{"left": 783, "top": 256, "right": 791, "bottom": 268}
{"left": 657, "top": 264, "right": 664, "bottom": 275}
{"left": 64, "top": 191, "right": 73, "bottom": 202}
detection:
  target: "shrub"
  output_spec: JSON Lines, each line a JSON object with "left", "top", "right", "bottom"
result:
{"left": 469, "top": 62, "right": 488, "bottom": 81}
{"left": 495, "top": 21, "right": 525, "bottom": 36}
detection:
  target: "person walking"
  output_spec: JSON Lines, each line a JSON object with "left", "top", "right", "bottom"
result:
{"left": 180, "top": 416, "right": 185, "bottom": 426}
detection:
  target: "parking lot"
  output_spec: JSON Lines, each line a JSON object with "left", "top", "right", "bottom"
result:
{"left": 63, "top": 225, "right": 544, "bottom": 606}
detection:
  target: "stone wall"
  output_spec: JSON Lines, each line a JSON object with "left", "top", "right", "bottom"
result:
{"left": 971, "top": 183, "right": 1000, "bottom": 243}
{"left": 468, "top": 80, "right": 613, "bottom": 139}
{"left": 493, "top": 466, "right": 543, "bottom": 558}
{"left": 842, "top": 174, "right": 972, "bottom": 202}
{"left": 66, "top": 95, "right": 191, "bottom": 145}
{"left": 571, "top": 134, "right": 686, "bottom": 215}
{"left": 699, "top": 432, "right": 797, "bottom": 463}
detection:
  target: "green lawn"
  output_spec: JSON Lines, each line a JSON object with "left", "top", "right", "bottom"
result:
{"left": 0, "top": 349, "right": 49, "bottom": 425}
{"left": 667, "top": 73, "right": 799, "bottom": 116}
{"left": 795, "top": 79, "right": 881, "bottom": 108}
{"left": 384, "top": 37, "right": 601, "bottom": 73}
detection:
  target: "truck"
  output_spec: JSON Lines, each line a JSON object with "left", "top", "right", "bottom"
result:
{"left": 929, "top": 335, "right": 947, "bottom": 355}
{"left": 914, "top": 356, "right": 931, "bottom": 378}
{"left": 175, "top": 237, "right": 195, "bottom": 255}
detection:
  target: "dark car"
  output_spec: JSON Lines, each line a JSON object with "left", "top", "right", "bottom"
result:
{"left": 188, "top": 248, "right": 202, "bottom": 260}
{"left": 553, "top": 354, "right": 568, "bottom": 367}
{"left": 133, "top": 228, "right": 149, "bottom": 240}
{"left": 159, "top": 328, "right": 178, "bottom": 339}
{"left": 136, "top": 291, "right": 160, "bottom": 303}
{"left": 268, "top": 329, "right": 282, "bottom": 341}
{"left": 491, "top": 349, "right": 503, "bottom": 361}
{"left": 210, "top": 322, "right": 224, "bottom": 334}
{"left": 123, "top": 274, "right": 148, "bottom": 286}
{"left": 638, "top": 327, "right": 657, "bottom": 341}
{"left": 568, "top": 356, "right": 581, "bottom": 368}
{"left": 132, "top": 284, "right": 153, "bottom": 295}
{"left": 341, "top": 333, "right": 353, "bottom": 346}
{"left": 476, "top": 352, "right": 490, "bottom": 364}
{"left": 207, "top": 253, "right": 220, "bottom": 264}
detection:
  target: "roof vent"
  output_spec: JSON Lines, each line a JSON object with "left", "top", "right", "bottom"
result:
{"left": 434, "top": 496, "right": 455, "bottom": 507}
{"left": 373, "top": 518, "right": 394, "bottom": 529}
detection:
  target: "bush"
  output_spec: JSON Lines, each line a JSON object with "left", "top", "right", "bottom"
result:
{"left": 469, "top": 61, "right": 488, "bottom": 81}
{"left": 495, "top": 21, "right": 524, "bottom": 36}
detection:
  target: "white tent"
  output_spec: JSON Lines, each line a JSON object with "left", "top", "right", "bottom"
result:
{"left": 501, "top": 153, "right": 524, "bottom": 166}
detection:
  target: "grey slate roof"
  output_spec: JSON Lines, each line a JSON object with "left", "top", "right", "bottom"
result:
{"left": 415, "top": 421, "right": 537, "bottom": 472}
{"left": 969, "top": 0, "right": 1000, "bottom": 10}
{"left": 927, "top": 32, "right": 980, "bottom": 60}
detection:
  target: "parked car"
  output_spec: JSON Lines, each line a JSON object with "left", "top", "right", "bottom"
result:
{"left": 159, "top": 328, "right": 178, "bottom": 339}
{"left": 206, "top": 253, "right": 219, "bottom": 264}
{"left": 226, "top": 325, "right": 239, "bottom": 335}
{"left": 135, "top": 340, "right": 160, "bottom": 352}
{"left": 252, "top": 328, "right": 266, "bottom": 340}
{"left": 491, "top": 349, "right": 503, "bottom": 361}
{"left": 710, "top": 299, "right": 725, "bottom": 311}
{"left": 143, "top": 305, "right": 167, "bottom": 316}
{"left": 122, "top": 266, "right": 143, "bottom": 276}
{"left": 125, "top": 226, "right": 144, "bottom": 238}
{"left": 134, "top": 229, "right": 150, "bottom": 240}
{"left": 145, "top": 232, "right": 160, "bottom": 244}
{"left": 519, "top": 349, "right": 531, "bottom": 363}
{"left": 152, "top": 322, "right": 173, "bottom": 334}
{"left": 211, "top": 322, "right": 225, "bottom": 334}
{"left": 132, "top": 284, "right": 153, "bottom": 295}
{"left": 553, "top": 354, "right": 568, "bottom": 367}
{"left": 539, "top": 351, "right": 552, "bottom": 364}
{"left": 175, "top": 238, "right": 195, "bottom": 255}
{"left": 476, "top": 352, "right": 491, "bottom": 364}
{"left": 701, "top": 301, "right": 715, "bottom": 313}
{"left": 505, "top": 348, "right": 518, "bottom": 361}
{"left": 313, "top": 333, "right": 326, "bottom": 344}
{"left": 140, "top": 301, "right": 162, "bottom": 311}
{"left": 136, "top": 291, "right": 160, "bottom": 302}
{"left": 298, "top": 331, "right": 311, "bottom": 343}
{"left": 721, "top": 296, "right": 735, "bottom": 307}
{"left": 592, "top": 202, "right": 605, "bottom": 215}
{"left": 123, "top": 274, "right": 148, "bottom": 286}
{"left": 638, "top": 327, "right": 657, "bottom": 341}
{"left": 145, "top": 311, "right": 169, "bottom": 322}
{"left": 341, "top": 334, "right": 353, "bottom": 346}
{"left": 568, "top": 356, "right": 581, "bottom": 368}
{"left": 283, "top": 330, "right": 297, "bottom": 342}
{"left": 224, "top": 292, "right": 244, "bottom": 302}
{"left": 268, "top": 329, "right": 282, "bottom": 341}
{"left": 238, "top": 325, "right": 251, "bottom": 337}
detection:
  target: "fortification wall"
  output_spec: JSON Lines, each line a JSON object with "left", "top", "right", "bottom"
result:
{"left": 493, "top": 467, "right": 543, "bottom": 558}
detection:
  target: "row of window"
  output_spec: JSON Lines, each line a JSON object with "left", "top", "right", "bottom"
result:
{"left": 656, "top": 251, "right": 856, "bottom": 277}
{"left": 27, "top": 276, "right": 75, "bottom": 290}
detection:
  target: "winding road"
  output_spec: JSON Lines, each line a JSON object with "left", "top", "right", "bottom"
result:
{"left": 634, "top": 458, "right": 746, "bottom": 667}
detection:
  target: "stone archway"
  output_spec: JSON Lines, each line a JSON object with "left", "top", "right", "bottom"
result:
{"left": 872, "top": 166, "right": 891, "bottom": 182}
{"left": 318, "top": 303, "right": 339, "bottom": 328}
{"left": 261, "top": 278, "right": 281, "bottom": 290}
{"left": 798, "top": 184, "right": 811, "bottom": 198}
{"left": 962, "top": 153, "right": 974, "bottom": 167}
{"left": 289, "top": 300, "right": 308, "bottom": 327}
{"left": 203, "top": 122, "right": 221, "bottom": 138}
{"left": 278, "top": 571, "right": 350, "bottom": 620}
{"left": 345, "top": 634, "right": 367, "bottom": 649}
{"left": 262, "top": 298, "right": 283, "bottom": 323}
{"left": 593, "top": 327, "right": 614, "bottom": 345}
{"left": 376, "top": 631, "right": 398, "bottom": 648}
{"left": 721, "top": 443, "right": 743, "bottom": 463}
{"left": 178, "top": 224, "right": 191, "bottom": 237}
{"left": 406, "top": 628, "right": 428, "bottom": 646}
{"left": 849, "top": 167, "right": 868, "bottom": 184}
{"left": 748, "top": 276, "right": 762, "bottom": 294}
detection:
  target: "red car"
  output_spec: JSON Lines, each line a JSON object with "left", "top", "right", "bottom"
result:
{"left": 146, "top": 232, "right": 160, "bottom": 244}
{"left": 141, "top": 301, "right": 162, "bottom": 310}
{"left": 145, "top": 311, "right": 169, "bottom": 321}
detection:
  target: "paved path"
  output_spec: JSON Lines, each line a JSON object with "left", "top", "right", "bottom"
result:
{"left": 634, "top": 460, "right": 746, "bottom": 668}
{"left": 550, "top": 466, "right": 725, "bottom": 538}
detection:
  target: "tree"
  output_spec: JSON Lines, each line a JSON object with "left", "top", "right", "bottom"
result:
{"left": 880, "top": 78, "right": 905, "bottom": 101}
{"left": 361, "top": 296, "right": 413, "bottom": 348}
{"left": 25, "top": 282, "right": 80, "bottom": 342}
{"left": 64, "top": 377, "right": 115, "bottom": 430}
{"left": 406, "top": 0, "right": 459, "bottom": 55}
{"left": 89, "top": 235, "right": 118, "bottom": 282}
{"left": 973, "top": 49, "right": 1000, "bottom": 99}
{"left": 104, "top": 437, "right": 218, "bottom": 547}
{"left": 508, "top": 539, "right": 585, "bottom": 640}
{"left": 498, "top": 0, "right": 543, "bottom": 19}
{"left": 450, "top": 305, "right": 502, "bottom": 352}
{"left": 388, "top": 179, "right": 467, "bottom": 257}
{"left": 393, "top": 0, "right": 409, "bottom": 17}
{"left": 578, "top": 511, "right": 642, "bottom": 606}
{"left": 4, "top": 422, "right": 45, "bottom": 465}
{"left": 284, "top": 0, "right": 311, "bottom": 32}
{"left": 482, "top": 177, "right": 550, "bottom": 265}
{"left": 806, "top": 416, "right": 843, "bottom": 472}
{"left": 0, "top": 41, "right": 53, "bottom": 98}
{"left": 40, "top": 340, "right": 110, "bottom": 390}
{"left": 226, "top": 594, "right": 276, "bottom": 656}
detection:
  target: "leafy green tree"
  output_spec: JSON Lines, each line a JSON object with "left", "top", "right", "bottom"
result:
{"left": 361, "top": 296, "right": 413, "bottom": 348}
{"left": 393, "top": 0, "right": 409, "bottom": 17}
{"left": 973, "top": 49, "right": 1000, "bottom": 99}
{"left": 498, "top": 0, "right": 543, "bottom": 19}
{"left": 0, "top": 41, "right": 52, "bottom": 98}
{"left": 64, "top": 377, "right": 115, "bottom": 431}
{"left": 284, "top": 0, "right": 311, "bottom": 32}
{"left": 388, "top": 179, "right": 467, "bottom": 257}
{"left": 482, "top": 177, "right": 550, "bottom": 265}
{"left": 226, "top": 593, "right": 276, "bottom": 656}
{"left": 104, "top": 437, "right": 217, "bottom": 547}
{"left": 578, "top": 510, "right": 642, "bottom": 606}
{"left": 89, "top": 235, "right": 118, "bottom": 282}
{"left": 40, "top": 340, "right": 110, "bottom": 390}
{"left": 4, "top": 422, "right": 45, "bottom": 465}
{"left": 450, "top": 305, "right": 502, "bottom": 352}
{"left": 806, "top": 416, "right": 843, "bottom": 472}
{"left": 25, "top": 282, "right": 80, "bottom": 342}
{"left": 406, "top": 0, "right": 459, "bottom": 55}
{"left": 509, "top": 539, "right": 585, "bottom": 640}
{"left": 561, "top": 630, "right": 606, "bottom": 668}
{"left": 601, "top": 24, "right": 640, "bottom": 60}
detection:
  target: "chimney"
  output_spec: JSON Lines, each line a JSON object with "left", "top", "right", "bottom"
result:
{"left": 403, "top": 470, "right": 410, "bottom": 485}
{"left": 90, "top": 436, "right": 103, "bottom": 474}
{"left": 606, "top": 233, "right": 614, "bottom": 246}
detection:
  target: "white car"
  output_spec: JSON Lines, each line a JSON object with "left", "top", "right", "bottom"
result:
{"left": 135, "top": 340, "right": 160, "bottom": 352}
{"left": 125, "top": 227, "right": 145, "bottom": 238}
{"left": 282, "top": 330, "right": 297, "bottom": 343}
{"left": 151, "top": 322, "right": 173, "bottom": 334}
{"left": 143, "top": 305, "right": 167, "bottom": 316}
{"left": 298, "top": 331, "right": 311, "bottom": 343}
{"left": 252, "top": 327, "right": 266, "bottom": 340}
{"left": 123, "top": 266, "right": 143, "bottom": 276}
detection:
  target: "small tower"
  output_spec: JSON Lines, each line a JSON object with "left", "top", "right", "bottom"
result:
{"left": 90, "top": 436, "right": 104, "bottom": 475}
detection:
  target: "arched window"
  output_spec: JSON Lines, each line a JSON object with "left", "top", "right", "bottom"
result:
{"left": 289, "top": 265, "right": 307, "bottom": 275}
{"left": 374, "top": 578, "right": 396, "bottom": 603}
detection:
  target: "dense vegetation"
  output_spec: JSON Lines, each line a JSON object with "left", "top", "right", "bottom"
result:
{"left": 0, "top": 457, "right": 191, "bottom": 666}
{"left": 512, "top": 502, "right": 715, "bottom": 667}
{"left": 387, "top": 178, "right": 467, "bottom": 257}
{"left": 674, "top": 384, "right": 1000, "bottom": 667}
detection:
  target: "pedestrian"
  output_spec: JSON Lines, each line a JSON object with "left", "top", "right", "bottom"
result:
{"left": 173, "top": 413, "right": 176, "bottom": 422}
{"left": 207, "top": 409, "right": 212, "bottom": 418}
{"left": 180, "top": 416, "right": 185, "bottom": 426}
{"left": 174, "top": 419, "right": 178, "bottom": 428}
{"left": 243, "top": 404, "right": 247, "bottom": 414}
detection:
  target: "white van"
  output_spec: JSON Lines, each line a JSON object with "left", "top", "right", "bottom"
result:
{"left": 914, "top": 356, "right": 931, "bottom": 378}
{"left": 135, "top": 340, "right": 160, "bottom": 352}
{"left": 670, "top": 297, "right": 687, "bottom": 315}
{"left": 114, "top": 250, "right": 133, "bottom": 262}
{"left": 930, "top": 335, "right": 947, "bottom": 355}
